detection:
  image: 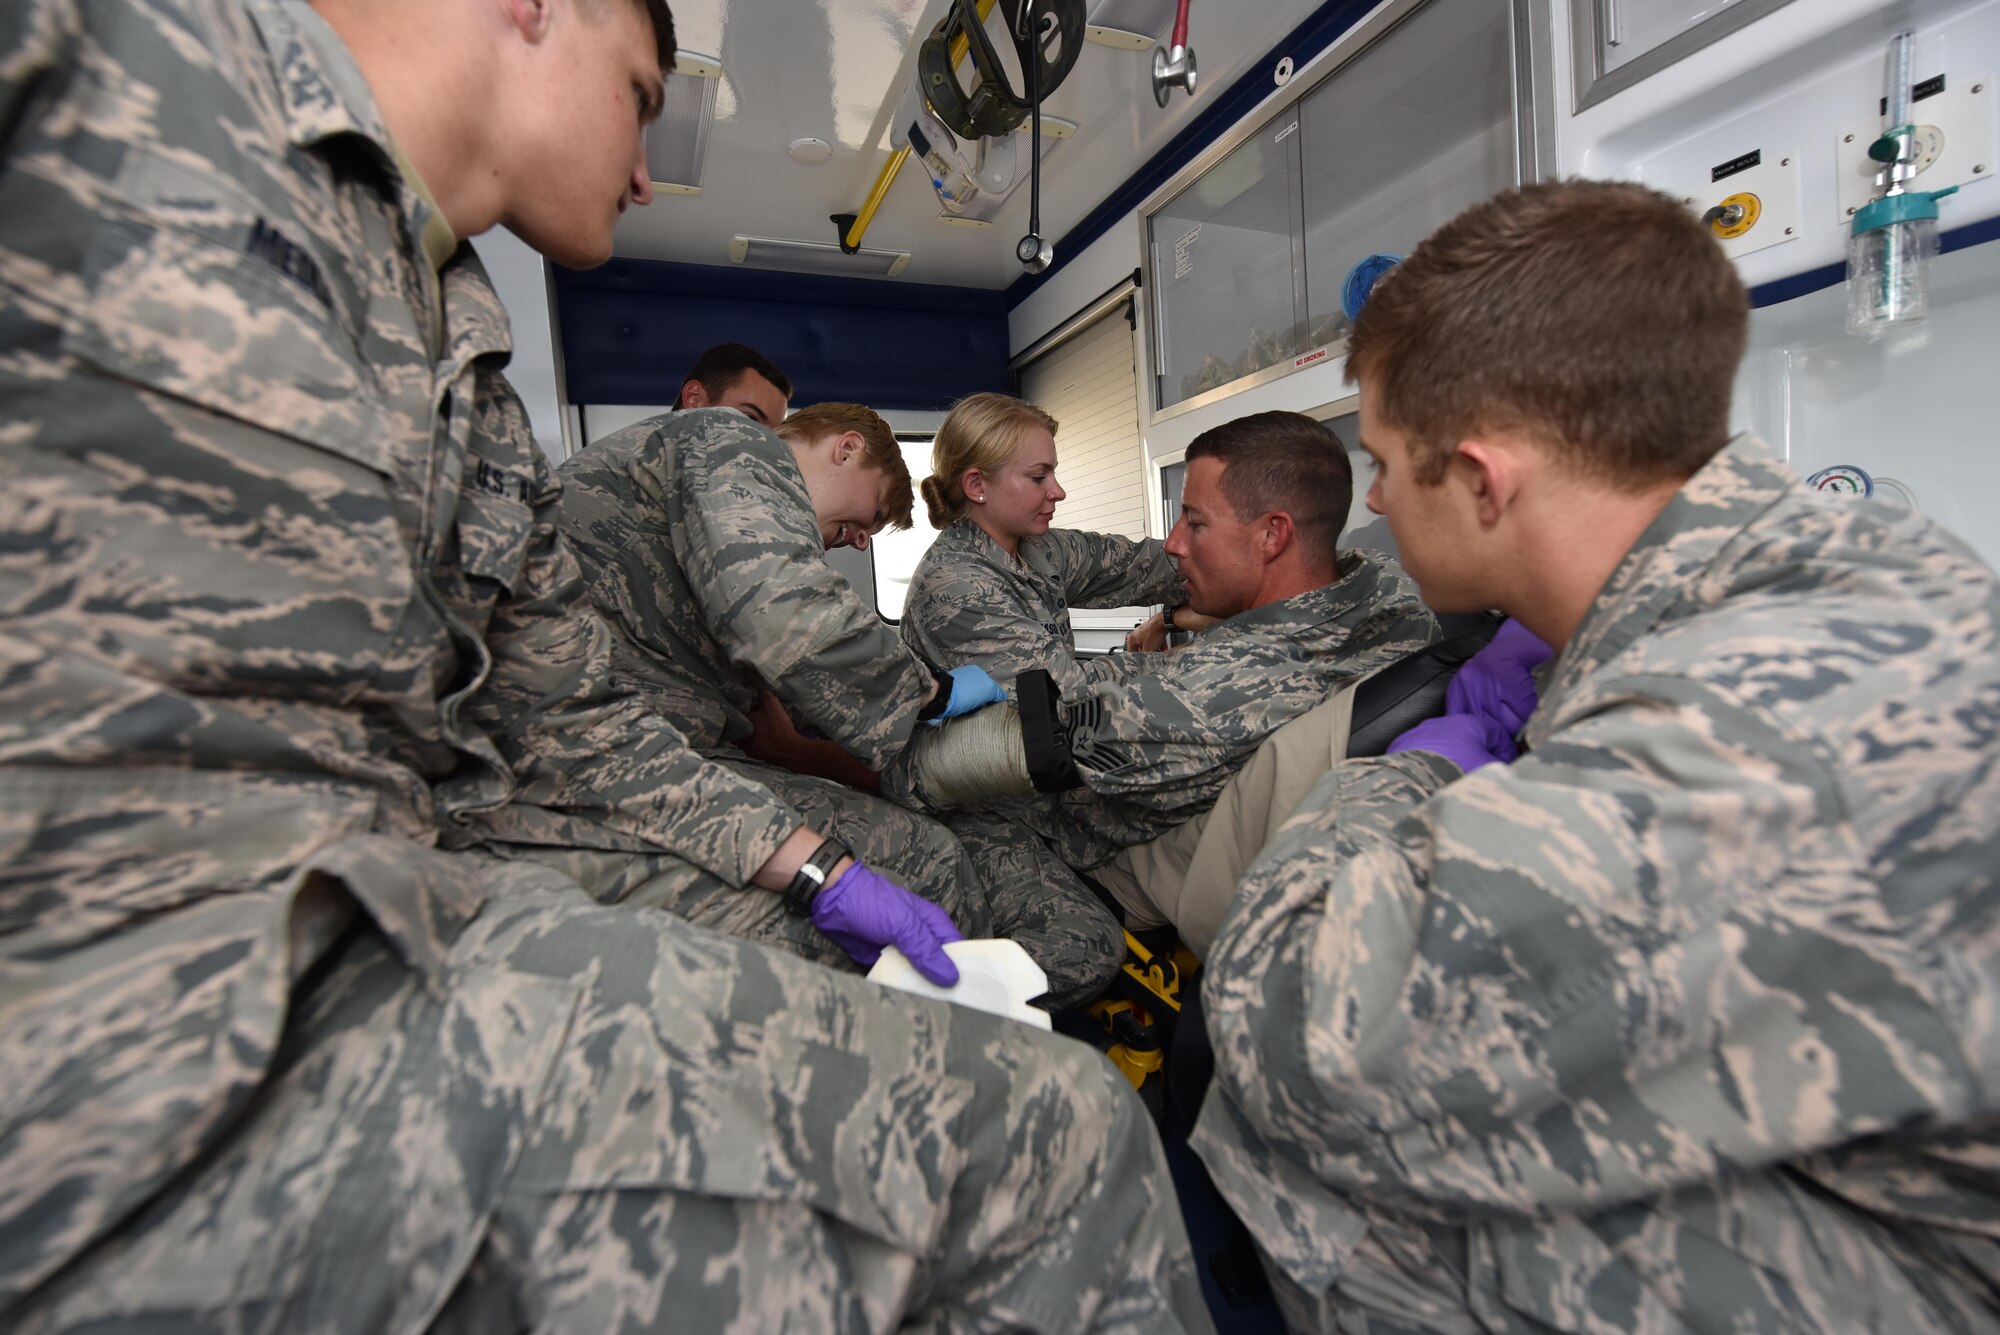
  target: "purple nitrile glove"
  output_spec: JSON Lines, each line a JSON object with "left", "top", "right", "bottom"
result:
{"left": 811, "top": 861, "right": 964, "bottom": 986}
{"left": 1387, "top": 712, "right": 1516, "bottom": 772}
{"left": 1444, "top": 618, "right": 1553, "bottom": 740}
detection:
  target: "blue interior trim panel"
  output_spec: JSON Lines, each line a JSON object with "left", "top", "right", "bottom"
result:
{"left": 554, "top": 258, "right": 1011, "bottom": 409}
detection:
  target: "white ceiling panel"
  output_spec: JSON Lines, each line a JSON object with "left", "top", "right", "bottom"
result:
{"left": 611, "top": 0, "right": 1329, "bottom": 288}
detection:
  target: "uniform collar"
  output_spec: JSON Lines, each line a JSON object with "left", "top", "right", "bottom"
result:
{"left": 251, "top": 2, "right": 466, "bottom": 275}
{"left": 252, "top": 0, "right": 392, "bottom": 153}
{"left": 1221, "top": 549, "right": 1389, "bottom": 636}
{"left": 440, "top": 252, "right": 515, "bottom": 367}
{"left": 944, "top": 518, "right": 1041, "bottom": 573}
{"left": 1527, "top": 434, "right": 1795, "bottom": 746}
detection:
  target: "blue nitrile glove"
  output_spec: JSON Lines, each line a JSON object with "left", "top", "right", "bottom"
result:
{"left": 1443, "top": 618, "right": 1553, "bottom": 738}
{"left": 1387, "top": 712, "right": 1515, "bottom": 772}
{"left": 928, "top": 664, "right": 1008, "bottom": 725}
{"left": 811, "top": 861, "right": 964, "bottom": 985}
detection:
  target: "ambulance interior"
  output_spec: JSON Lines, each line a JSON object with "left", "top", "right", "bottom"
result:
{"left": 481, "top": 0, "right": 2000, "bottom": 657}
{"left": 485, "top": 11, "right": 2000, "bottom": 1268}
{"left": 20, "top": 1, "right": 2000, "bottom": 1324}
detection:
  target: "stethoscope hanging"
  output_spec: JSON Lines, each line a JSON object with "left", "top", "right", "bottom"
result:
{"left": 1016, "top": 5, "right": 1053, "bottom": 273}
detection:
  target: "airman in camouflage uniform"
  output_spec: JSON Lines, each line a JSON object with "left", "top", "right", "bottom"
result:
{"left": 0, "top": 0, "right": 1211, "bottom": 1327}
{"left": 1195, "top": 181, "right": 2000, "bottom": 1331}
{"left": 525, "top": 405, "right": 996, "bottom": 962}
{"left": 933, "top": 550, "right": 1435, "bottom": 981}
{"left": 1036, "top": 546, "right": 1437, "bottom": 869}
{"left": 893, "top": 543, "right": 1440, "bottom": 870}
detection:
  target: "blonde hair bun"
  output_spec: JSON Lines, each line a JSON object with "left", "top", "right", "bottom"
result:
{"left": 919, "top": 474, "right": 953, "bottom": 530}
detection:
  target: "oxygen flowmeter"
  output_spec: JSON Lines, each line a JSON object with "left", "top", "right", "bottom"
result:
{"left": 1847, "top": 30, "right": 1960, "bottom": 335}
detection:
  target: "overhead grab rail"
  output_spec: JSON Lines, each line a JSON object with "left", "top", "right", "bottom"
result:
{"left": 837, "top": 0, "right": 1082, "bottom": 259}
{"left": 836, "top": 0, "right": 999, "bottom": 254}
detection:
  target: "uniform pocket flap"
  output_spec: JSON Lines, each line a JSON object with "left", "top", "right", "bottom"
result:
{"left": 63, "top": 204, "right": 394, "bottom": 477}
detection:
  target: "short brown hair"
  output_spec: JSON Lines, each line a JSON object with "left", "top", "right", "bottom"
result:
{"left": 1185, "top": 411, "right": 1350, "bottom": 569}
{"left": 922, "top": 393, "right": 1059, "bottom": 529}
{"left": 582, "top": 0, "right": 677, "bottom": 72}
{"left": 775, "top": 403, "right": 914, "bottom": 531}
{"left": 1347, "top": 179, "right": 1749, "bottom": 489}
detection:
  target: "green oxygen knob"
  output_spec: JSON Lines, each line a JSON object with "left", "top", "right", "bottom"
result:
{"left": 1869, "top": 127, "right": 1913, "bottom": 163}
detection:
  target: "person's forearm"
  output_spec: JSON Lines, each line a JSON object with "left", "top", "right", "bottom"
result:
{"left": 769, "top": 737, "right": 883, "bottom": 793}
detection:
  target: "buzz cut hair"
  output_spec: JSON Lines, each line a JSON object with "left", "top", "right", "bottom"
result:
{"left": 638, "top": 0, "right": 676, "bottom": 70}
{"left": 1184, "top": 411, "right": 1351, "bottom": 568}
{"left": 578, "top": 0, "right": 677, "bottom": 73}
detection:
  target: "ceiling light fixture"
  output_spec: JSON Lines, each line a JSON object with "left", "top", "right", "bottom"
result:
{"left": 729, "top": 235, "right": 912, "bottom": 279}
{"left": 788, "top": 137, "right": 834, "bottom": 165}
{"left": 647, "top": 52, "right": 722, "bottom": 195}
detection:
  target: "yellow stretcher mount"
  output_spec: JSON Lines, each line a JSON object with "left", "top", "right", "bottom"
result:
{"left": 1089, "top": 929, "right": 1201, "bottom": 1091}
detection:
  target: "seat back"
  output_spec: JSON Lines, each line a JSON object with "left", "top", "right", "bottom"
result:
{"left": 1345, "top": 615, "right": 1501, "bottom": 757}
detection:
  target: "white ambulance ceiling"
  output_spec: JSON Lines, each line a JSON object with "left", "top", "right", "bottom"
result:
{"left": 611, "top": 0, "right": 1325, "bottom": 289}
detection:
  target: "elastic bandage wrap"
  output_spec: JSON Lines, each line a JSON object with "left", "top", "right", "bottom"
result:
{"left": 901, "top": 703, "right": 1037, "bottom": 809}
{"left": 898, "top": 669, "right": 1084, "bottom": 811}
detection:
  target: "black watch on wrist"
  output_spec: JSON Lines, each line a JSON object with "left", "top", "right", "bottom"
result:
{"left": 1162, "top": 605, "right": 1181, "bottom": 633}
{"left": 783, "top": 836, "right": 852, "bottom": 918}
{"left": 914, "top": 662, "right": 953, "bottom": 721}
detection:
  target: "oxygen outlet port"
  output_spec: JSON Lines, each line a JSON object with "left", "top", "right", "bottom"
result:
{"left": 1701, "top": 192, "right": 1761, "bottom": 239}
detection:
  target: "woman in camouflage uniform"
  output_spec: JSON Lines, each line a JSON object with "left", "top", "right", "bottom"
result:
{"left": 896, "top": 392, "right": 1197, "bottom": 1008}
{"left": 903, "top": 392, "right": 1195, "bottom": 695}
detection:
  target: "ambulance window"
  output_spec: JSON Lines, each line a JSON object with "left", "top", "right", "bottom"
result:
{"left": 871, "top": 437, "right": 939, "bottom": 622}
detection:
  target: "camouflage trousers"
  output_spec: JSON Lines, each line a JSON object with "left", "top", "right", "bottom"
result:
{"left": 490, "top": 756, "right": 992, "bottom": 971}
{"left": 944, "top": 806, "right": 1125, "bottom": 1012}
{"left": 1243, "top": 1172, "right": 2000, "bottom": 1334}
{"left": 14, "top": 848, "right": 1212, "bottom": 1333}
